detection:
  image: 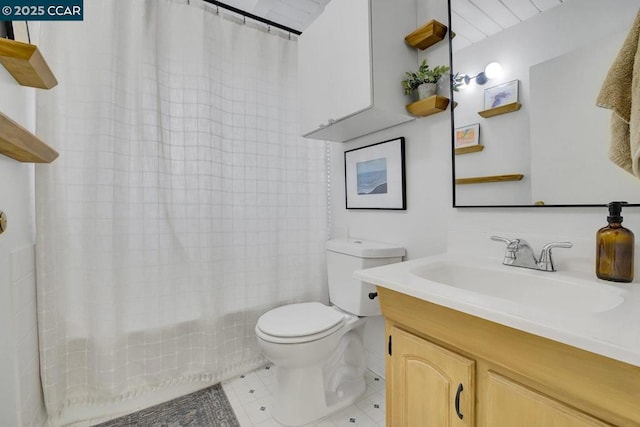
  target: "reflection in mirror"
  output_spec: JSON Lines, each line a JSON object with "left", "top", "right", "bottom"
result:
{"left": 450, "top": 0, "right": 640, "bottom": 207}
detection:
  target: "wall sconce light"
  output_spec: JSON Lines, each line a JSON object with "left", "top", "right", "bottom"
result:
{"left": 462, "top": 62, "right": 502, "bottom": 86}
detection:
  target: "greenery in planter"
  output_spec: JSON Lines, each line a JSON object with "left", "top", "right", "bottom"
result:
{"left": 451, "top": 72, "right": 464, "bottom": 92}
{"left": 401, "top": 59, "right": 450, "bottom": 96}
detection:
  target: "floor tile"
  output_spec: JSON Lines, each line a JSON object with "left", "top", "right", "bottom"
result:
{"left": 308, "top": 419, "right": 337, "bottom": 427}
{"left": 363, "top": 372, "right": 385, "bottom": 395}
{"left": 329, "top": 406, "right": 376, "bottom": 427}
{"left": 355, "top": 391, "right": 385, "bottom": 423}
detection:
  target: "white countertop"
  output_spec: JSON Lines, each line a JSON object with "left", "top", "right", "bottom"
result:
{"left": 355, "top": 254, "right": 640, "bottom": 368}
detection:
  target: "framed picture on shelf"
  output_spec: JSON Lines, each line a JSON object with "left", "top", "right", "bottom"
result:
{"left": 344, "top": 137, "right": 406, "bottom": 210}
{"left": 455, "top": 123, "right": 480, "bottom": 148}
{"left": 484, "top": 79, "right": 519, "bottom": 110}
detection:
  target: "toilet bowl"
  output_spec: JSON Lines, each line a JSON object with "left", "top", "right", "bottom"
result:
{"left": 255, "top": 239, "right": 405, "bottom": 426}
{"left": 256, "top": 302, "right": 367, "bottom": 426}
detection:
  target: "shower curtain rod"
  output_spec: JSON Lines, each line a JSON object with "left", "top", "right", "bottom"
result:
{"left": 201, "top": 0, "right": 303, "bottom": 35}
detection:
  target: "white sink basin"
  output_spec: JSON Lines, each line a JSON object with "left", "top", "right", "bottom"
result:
{"left": 410, "top": 261, "right": 626, "bottom": 316}
{"left": 355, "top": 254, "right": 640, "bottom": 367}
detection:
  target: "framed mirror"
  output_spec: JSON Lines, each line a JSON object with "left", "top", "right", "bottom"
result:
{"left": 450, "top": 0, "right": 640, "bottom": 207}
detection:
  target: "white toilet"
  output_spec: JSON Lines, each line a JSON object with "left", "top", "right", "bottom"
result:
{"left": 255, "top": 238, "right": 405, "bottom": 426}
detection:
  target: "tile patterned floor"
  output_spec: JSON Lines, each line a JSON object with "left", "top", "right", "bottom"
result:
{"left": 222, "top": 365, "right": 386, "bottom": 427}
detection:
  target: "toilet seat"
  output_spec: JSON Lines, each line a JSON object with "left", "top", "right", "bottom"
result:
{"left": 256, "top": 302, "right": 346, "bottom": 344}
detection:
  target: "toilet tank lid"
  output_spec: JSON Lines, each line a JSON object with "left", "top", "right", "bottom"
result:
{"left": 326, "top": 238, "right": 406, "bottom": 259}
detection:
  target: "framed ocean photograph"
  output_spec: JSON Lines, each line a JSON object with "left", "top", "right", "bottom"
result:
{"left": 455, "top": 123, "right": 480, "bottom": 148}
{"left": 344, "top": 137, "right": 406, "bottom": 210}
{"left": 484, "top": 79, "right": 519, "bottom": 110}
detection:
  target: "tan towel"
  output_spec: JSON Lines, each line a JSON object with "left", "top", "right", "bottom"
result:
{"left": 596, "top": 9, "right": 640, "bottom": 177}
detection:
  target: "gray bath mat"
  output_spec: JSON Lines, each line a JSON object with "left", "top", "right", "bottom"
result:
{"left": 95, "top": 383, "right": 240, "bottom": 427}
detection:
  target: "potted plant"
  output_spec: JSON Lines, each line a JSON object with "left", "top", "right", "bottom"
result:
{"left": 451, "top": 72, "right": 464, "bottom": 92}
{"left": 401, "top": 59, "right": 450, "bottom": 100}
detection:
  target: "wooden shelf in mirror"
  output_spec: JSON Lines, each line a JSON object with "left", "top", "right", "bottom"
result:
{"left": 405, "top": 19, "right": 448, "bottom": 50}
{"left": 0, "top": 112, "right": 58, "bottom": 163}
{"left": 478, "top": 102, "right": 521, "bottom": 118}
{"left": 406, "top": 95, "right": 450, "bottom": 117}
{"left": 0, "top": 38, "right": 58, "bottom": 89}
{"left": 455, "top": 145, "right": 484, "bottom": 155}
{"left": 456, "top": 174, "right": 524, "bottom": 185}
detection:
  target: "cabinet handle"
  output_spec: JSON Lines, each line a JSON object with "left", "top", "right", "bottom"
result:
{"left": 455, "top": 383, "right": 464, "bottom": 420}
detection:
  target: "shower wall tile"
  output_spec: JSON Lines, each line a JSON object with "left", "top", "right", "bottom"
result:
{"left": 11, "top": 245, "right": 46, "bottom": 427}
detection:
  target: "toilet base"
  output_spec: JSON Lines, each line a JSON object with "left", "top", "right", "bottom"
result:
{"left": 272, "top": 364, "right": 366, "bottom": 427}
{"left": 271, "top": 328, "right": 367, "bottom": 426}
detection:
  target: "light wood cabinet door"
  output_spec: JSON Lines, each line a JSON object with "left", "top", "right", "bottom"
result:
{"left": 388, "top": 326, "right": 475, "bottom": 427}
{"left": 485, "top": 371, "right": 613, "bottom": 427}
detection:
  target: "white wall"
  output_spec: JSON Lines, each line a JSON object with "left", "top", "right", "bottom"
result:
{"left": 449, "top": 208, "right": 640, "bottom": 283}
{"left": 0, "top": 28, "right": 45, "bottom": 425}
{"left": 330, "top": 0, "right": 640, "bottom": 377}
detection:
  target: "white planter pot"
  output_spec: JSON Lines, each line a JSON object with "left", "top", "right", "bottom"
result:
{"left": 417, "top": 83, "right": 436, "bottom": 100}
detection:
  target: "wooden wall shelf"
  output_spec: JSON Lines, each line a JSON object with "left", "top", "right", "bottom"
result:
{"left": 0, "top": 112, "right": 58, "bottom": 163}
{"left": 478, "top": 102, "right": 521, "bottom": 118}
{"left": 0, "top": 38, "right": 58, "bottom": 89}
{"left": 406, "top": 95, "right": 450, "bottom": 117}
{"left": 456, "top": 173, "right": 524, "bottom": 185}
{"left": 455, "top": 145, "right": 484, "bottom": 155}
{"left": 405, "top": 19, "right": 448, "bottom": 50}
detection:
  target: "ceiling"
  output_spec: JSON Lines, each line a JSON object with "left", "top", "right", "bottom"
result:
{"left": 451, "top": 0, "right": 566, "bottom": 51}
{"left": 216, "top": 0, "right": 330, "bottom": 33}
{"left": 218, "top": 0, "right": 566, "bottom": 40}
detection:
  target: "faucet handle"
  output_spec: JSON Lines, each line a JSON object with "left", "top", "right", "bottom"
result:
{"left": 538, "top": 241, "right": 573, "bottom": 272}
{"left": 491, "top": 235, "right": 522, "bottom": 250}
{"left": 491, "top": 235, "right": 519, "bottom": 261}
{"left": 490, "top": 235, "right": 514, "bottom": 245}
{"left": 542, "top": 241, "right": 573, "bottom": 251}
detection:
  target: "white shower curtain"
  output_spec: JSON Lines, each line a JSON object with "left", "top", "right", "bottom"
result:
{"left": 35, "top": 0, "right": 328, "bottom": 424}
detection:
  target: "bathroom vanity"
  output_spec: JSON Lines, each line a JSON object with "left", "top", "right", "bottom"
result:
{"left": 356, "top": 256, "right": 640, "bottom": 427}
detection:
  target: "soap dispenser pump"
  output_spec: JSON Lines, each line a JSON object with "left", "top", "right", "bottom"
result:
{"left": 596, "top": 201, "right": 634, "bottom": 283}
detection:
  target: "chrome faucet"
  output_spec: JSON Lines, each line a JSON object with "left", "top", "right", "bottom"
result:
{"left": 491, "top": 236, "right": 573, "bottom": 272}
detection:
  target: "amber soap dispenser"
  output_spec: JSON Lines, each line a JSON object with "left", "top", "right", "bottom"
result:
{"left": 596, "top": 201, "right": 634, "bottom": 283}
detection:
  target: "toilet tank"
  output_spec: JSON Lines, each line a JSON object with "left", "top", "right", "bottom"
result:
{"left": 326, "top": 238, "right": 405, "bottom": 316}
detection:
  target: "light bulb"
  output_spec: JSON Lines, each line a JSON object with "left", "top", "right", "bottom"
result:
{"left": 484, "top": 62, "right": 502, "bottom": 79}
